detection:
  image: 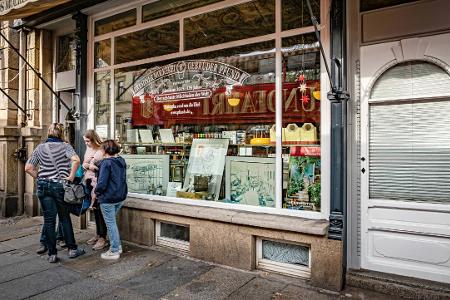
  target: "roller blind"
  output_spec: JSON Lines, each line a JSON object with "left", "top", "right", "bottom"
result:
{"left": 369, "top": 62, "right": 450, "bottom": 203}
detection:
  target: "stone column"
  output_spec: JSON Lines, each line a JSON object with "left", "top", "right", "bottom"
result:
{"left": 0, "top": 21, "right": 21, "bottom": 217}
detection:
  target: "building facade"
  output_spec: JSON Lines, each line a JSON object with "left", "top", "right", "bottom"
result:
{"left": 0, "top": 0, "right": 449, "bottom": 294}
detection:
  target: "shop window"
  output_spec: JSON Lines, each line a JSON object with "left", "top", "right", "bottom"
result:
{"left": 117, "top": 79, "right": 126, "bottom": 101}
{"left": 256, "top": 238, "right": 310, "bottom": 278}
{"left": 184, "top": 0, "right": 275, "bottom": 51}
{"left": 156, "top": 221, "right": 190, "bottom": 251}
{"left": 142, "top": 0, "right": 222, "bottom": 23}
{"left": 94, "top": 9, "right": 137, "bottom": 36}
{"left": 57, "top": 34, "right": 76, "bottom": 72}
{"left": 94, "top": 39, "right": 111, "bottom": 68}
{"left": 114, "top": 21, "right": 179, "bottom": 65}
{"left": 282, "top": 0, "right": 320, "bottom": 31}
{"left": 94, "top": 71, "right": 111, "bottom": 139}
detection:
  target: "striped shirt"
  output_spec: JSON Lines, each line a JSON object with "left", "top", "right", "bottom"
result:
{"left": 27, "top": 142, "right": 77, "bottom": 180}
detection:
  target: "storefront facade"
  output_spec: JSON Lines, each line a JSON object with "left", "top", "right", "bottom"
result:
{"left": 1, "top": 0, "right": 343, "bottom": 292}
{"left": 84, "top": 0, "right": 344, "bottom": 291}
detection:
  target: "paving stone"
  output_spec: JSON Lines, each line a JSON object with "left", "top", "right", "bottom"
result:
{"left": 0, "top": 243, "right": 14, "bottom": 253}
{"left": 0, "top": 224, "right": 41, "bottom": 242}
{"left": 3, "top": 232, "right": 41, "bottom": 249}
{"left": 89, "top": 249, "right": 174, "bottom": 283}
{"left": 63, "top": 242, "right": 146, "bottom": 273}
{"left": 0, "top": 266, "right": 82, "bottom": 299}
{"left": 274, "top": 284, "right": 336, "bottom": 300}
{"left": 120, "top": 257, "right": 214, "bottom": 299}
{"left": 99, "top": 288, "right": 156, "bottom": 300}
{"left": 28, "top": 277, "right": 112, "bottom": 300}
{"left": 163, "top": 266, "right": 256, "bottom": 300}
{"left": 0, "top": 249, "right": 35, "bottom": 267}
{"left": 226, "top": 277, "right": 288, "bottom": 300}
{"left": 0, "top": 255, "right": 56, "bottom": 283}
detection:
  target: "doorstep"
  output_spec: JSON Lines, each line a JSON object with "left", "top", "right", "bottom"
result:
{"left": 347, "top": 269, "right": 450, "bottom": 300}
{"left": 125, "top": 197, "right": 329, "bottom": 236}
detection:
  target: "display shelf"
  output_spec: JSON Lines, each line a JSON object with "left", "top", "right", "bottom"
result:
{"left": 123, "top": 142, "right": 320, "bottom": 147}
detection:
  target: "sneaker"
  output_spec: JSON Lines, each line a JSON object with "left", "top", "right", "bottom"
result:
{"left": 48, "top": 254, "right": 58, "bottom": 263}
{"left": 101, "top": 249, "right": 120, "bottom": 260}
{"left": 36, "top": 244, "right": 47, "bottom": 255}
{"left": 57, "top": 240, "right": 67, "bottom": 249}
{"left": 86, "top": 236, "right": 99, "bottom": 245}
{"left": 92, "top": 238, "right": 108, "bottom": 251}
{"left": 68, "top": 248, "right": 86, "bottom": 259}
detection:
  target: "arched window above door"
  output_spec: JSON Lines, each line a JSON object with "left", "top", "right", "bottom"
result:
{"left": 370, "top": 61, "right": 450, "bottom": 100}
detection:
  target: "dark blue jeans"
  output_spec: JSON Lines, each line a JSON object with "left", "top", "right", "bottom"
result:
{"left": 40, "top": 222, "right": 64, "bottom": 244}
{"left": 37, "top": 180, "right": 78, "bottom": 255}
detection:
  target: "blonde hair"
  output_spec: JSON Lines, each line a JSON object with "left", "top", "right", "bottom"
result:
{"left": 48, "top": 123, "right": 65, "bottom": 139}
{"left": 83, "top": 129, "right": 102, "bottom": 147}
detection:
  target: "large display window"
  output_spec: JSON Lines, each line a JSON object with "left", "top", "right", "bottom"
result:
{"left": 90, "top": 0, "right": 327, "bottom": 215}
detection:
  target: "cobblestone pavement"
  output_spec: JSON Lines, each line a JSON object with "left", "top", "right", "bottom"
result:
{"left": 0, "top": 217, "right": 400, "bottom": 300}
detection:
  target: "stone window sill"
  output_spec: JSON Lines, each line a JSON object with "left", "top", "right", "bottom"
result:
{"left": 124, "top": 197, "right": 329, "bottom": 236}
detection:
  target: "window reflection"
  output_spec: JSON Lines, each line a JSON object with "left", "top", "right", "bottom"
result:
{"left": 282, "top": 0, "right": 320, "bottom": 31}
{"left": 95, "top": 71, "right": 111, "bottom": 139}
{"left": 94, "top": 39, "right": 111, "bottom": 68}
{"left": 95, "top": 9, "right": 137, "bottom": 36}
{"left": 184, "top": 0, "right": 275, "bottom": 50}
{"left": 114, "top": 21, "right": 179, "bottom": 65}
{"left": 57, "top": 34, "right": 76, "bottom": 72}
{"left": 143, "top": 0, "right": 222, "bottom": 22}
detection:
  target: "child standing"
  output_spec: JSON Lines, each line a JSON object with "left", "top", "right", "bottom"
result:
{"left": 94, "top": 140, "right": 127, "bottom": 260}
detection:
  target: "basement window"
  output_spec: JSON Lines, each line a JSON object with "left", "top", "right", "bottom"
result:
{"left": 256, "top": 238, "right": 310, "bottom": 278}
{"left": 156, "top": 221, "right": 190, "bottom": 252}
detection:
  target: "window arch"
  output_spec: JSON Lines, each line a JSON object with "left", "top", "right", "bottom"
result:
{"left": 370, "top": 61, "right": 450, "bottom": 100}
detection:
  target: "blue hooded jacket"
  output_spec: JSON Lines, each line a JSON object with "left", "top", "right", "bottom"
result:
{"left": 95, "top": 156, "right": 128, "bottom": 204}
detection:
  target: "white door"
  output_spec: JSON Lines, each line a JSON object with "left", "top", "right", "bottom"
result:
{"left": 360, "top": 38, "right": 450, "bottom": 284}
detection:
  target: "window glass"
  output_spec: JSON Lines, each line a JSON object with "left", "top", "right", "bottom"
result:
{"left": 142, "top": 0, "right": 222, "bottom": 22}
{"left": 160, "top": 222, "right": 190, "bottom": 242}
{"left": 115, "top": 41, "right": 280, "bottom": 207}
{"left": 281, "top": 33, "right": 321, "bottom": 211}
{"left": 114, "top": 21, "right": 179, "bottom": 65}
{"left": 282, "top": 0, "right": 320, "bottom": 31}
{"left": 184, "top": 0, "right": 275, "bottom": 51}
{"left": 57, "top": 34, "right": 76, "bottom": 72}
{"left": 94, "top": 9, "right": 137, "bottom": 36}
{"left": 94, "top": 39, "right": 111, "bottom": 68}
{"left": 95, "top": 71, "right": 111, "bottom": 139}
{"left": 262, "top": 239, "right": 309, "bottom": 266}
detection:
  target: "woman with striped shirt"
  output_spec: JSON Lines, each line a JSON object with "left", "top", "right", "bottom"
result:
{"left": 25, "top": 123, "right": 85, "bottom": 263}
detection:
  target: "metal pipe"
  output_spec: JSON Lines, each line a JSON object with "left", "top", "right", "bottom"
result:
{"left": 306, "top": 0, "right": 335, "bottom": 92}
{"left": 0, "top": 87, "right": 27, "bottom": 116}
{"left": 0, "top": 31, "right": 71, "bottom": 111}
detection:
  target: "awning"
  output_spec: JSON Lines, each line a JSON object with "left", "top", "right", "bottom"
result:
{"left": 0, "top": 0, "right": 71, "bottom": 20}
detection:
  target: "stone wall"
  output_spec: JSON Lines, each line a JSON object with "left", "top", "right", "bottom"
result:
{"left": 117, "top": 206, "right": 343, "bottom": 291}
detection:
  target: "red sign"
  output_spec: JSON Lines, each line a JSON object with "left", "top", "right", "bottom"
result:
{"left": 132, "top": 82, "right": 320, "bottom": 126}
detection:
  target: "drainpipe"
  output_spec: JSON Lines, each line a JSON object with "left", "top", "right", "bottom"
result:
{"left": 72, "top": 12, "right": 88, "bottom": 157}
{"left": 327, "top": 0, "right": 349, "bottom": 288}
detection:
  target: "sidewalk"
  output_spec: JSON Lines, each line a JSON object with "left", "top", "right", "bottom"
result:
{"left": 0, "top": 216, "right": 398, "bottom": 300}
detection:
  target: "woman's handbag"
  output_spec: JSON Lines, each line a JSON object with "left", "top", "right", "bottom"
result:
{"left": 63, "top": 181, "right": 86, "bottom": 205}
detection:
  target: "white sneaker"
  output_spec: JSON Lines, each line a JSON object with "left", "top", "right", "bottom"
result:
{"left": 101, "top": 249, "right": 120, "bottom": 260}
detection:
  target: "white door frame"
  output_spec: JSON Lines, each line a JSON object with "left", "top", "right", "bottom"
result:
{"left": 360, "top": 34, "right": 450, "bottom": 284}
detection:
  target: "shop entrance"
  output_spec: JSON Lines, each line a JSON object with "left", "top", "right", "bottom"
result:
{"left": 360, "top": 37, "right": 450, "bottom": 284}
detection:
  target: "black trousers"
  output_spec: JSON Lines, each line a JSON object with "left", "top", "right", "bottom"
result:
{"left": 94, "top": 206, "right": 107, "bottom": 238}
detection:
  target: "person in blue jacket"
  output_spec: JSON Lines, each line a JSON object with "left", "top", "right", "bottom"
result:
{"left": 94, "top": 139, "right": 127, "bottom": 260}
